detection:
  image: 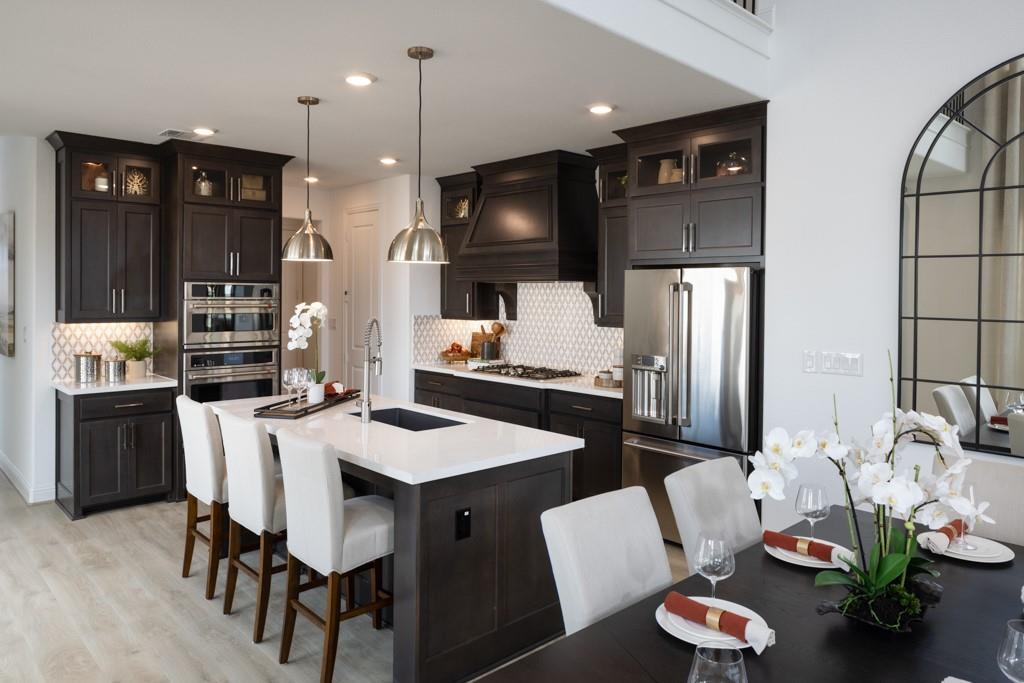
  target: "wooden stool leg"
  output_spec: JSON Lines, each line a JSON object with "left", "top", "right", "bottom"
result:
{"left": 279, "top": 553, "right": 300, "bottom": 665}
{"left": 205, "top": 501, "right": 224, "bottom": 600}
{"left": 182, "top": 494, "right": 198, "bottom": 578}
{"left": 345, "top": 573, "right": 355, "bottom": 610}
{"left": 223, "top": 519, "right": 241, "bottom": 614}
{"left": 253, "top": 531, "right": 274, "bottom": 643}
{"left": 321, "top": 572, "right": 343, "bottom": 683}
{"left": 370, "top": 559, "right": 383, "bottom": 630}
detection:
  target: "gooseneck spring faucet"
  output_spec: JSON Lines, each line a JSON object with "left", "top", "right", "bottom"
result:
{"left": 359, "top": 318, "right": 383, "bottom": 423}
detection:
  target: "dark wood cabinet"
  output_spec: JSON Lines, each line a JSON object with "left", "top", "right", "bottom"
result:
{"left": 128, "top": 413, "right": 173, "bottom": 496}
{"left": 587, "top": 144, "right": 628, "bottom": 328}
{"left": 690, "top": 184, "right": 762, "bottom": 258}
{"left": 182, "top": 205, "right": 279, "bottom": 281}
{"left": 182, "top": 158, "right": 279, "bottom": 210}
{"left": 414, "top": 389, "right": 464, "bottom": 413}
{"left": 629, "top": 193, "right": 690, "bottom": 260}
{"left": 437, "top": 173, "right": 500, "bottom": 320}
{"left": 116, "top": 156, "right": 161, "bottom": 204}
{"left": 79, "top": 418, "right": 130, "bottom": 507}
{"left": 68, "top": 149, "right": 161, "bottom": 204}
{"left": 548, "top": 391, "right": 622, "bottom": 501}
{"left": 691, "top": 124, "right": 762, "bottom": 189}
{"left": 234, "top": 209, "right": 280, "bottom": 280}
{"left": 118, "top": 203, "right": 161, "bottom": 319}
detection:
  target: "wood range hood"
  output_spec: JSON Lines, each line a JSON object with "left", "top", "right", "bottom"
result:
{"left": 455, "top": 150, "right": 598, "bottom": 283}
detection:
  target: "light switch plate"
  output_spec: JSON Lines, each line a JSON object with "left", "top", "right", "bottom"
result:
{"left": 802, "top": 350, "right": 818, "bottom": 373}
{"left": 821, "top": 351, "right": 863, "bottom": 376}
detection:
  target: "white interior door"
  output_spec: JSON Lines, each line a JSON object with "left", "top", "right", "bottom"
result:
{"left": 281, "top": 220, "right": 319, "bottom": 371}
{"left": 343, "top": 206, "right": 380, "bottom": 392}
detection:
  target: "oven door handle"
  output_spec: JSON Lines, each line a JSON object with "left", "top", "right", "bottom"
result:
{"left": 186, "top": 300, "right": 279, "bottom": 307}
{"left": 186, "top": 370, "right": 277, "bottom": 385}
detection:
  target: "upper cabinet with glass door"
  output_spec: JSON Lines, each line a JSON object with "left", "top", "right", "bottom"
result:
{"left": 183, "top": 157, "right": 279, "bottom": 210}
{"left": 70, "top": 151, "right": 160, "bottom": 204}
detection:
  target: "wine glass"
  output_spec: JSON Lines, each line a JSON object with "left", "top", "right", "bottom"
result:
{"left": 297, "top": 368, "right": 314, "bottom": 402}
{"left": 998, "top": 619, "right": 1024, "bottom": 682}
{"left": 281, "top": 368, "right": 298, "bottom": 403}
{"left": 694, "top": 535, "right": 735, "bottom": 599}
{"left": 795, "top": 484, "right": 830, "bottom": 539}
{"left": 688, "top": 642, "right": 747, "bottom": 683}
{"left": 949, "top": 517, "right": 978, "bottom": 553}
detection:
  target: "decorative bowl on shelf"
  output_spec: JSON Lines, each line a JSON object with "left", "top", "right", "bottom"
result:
{"left": 439, "top": 350, "right": 473, "bottom": 363}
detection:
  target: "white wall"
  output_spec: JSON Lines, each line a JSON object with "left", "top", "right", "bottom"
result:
{"left": 761, "top": 0, "right": 1024, "bottom": 527}
{"left": 0, "top": 137, "right": 55, "bottom": 503}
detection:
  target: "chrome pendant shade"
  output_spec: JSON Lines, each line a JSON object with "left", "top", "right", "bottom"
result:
{"left": 283, "top": 95, "right": 334, "bottom": 262}
{"left": 387, "top": 46, "right": 448, "bottom": 264}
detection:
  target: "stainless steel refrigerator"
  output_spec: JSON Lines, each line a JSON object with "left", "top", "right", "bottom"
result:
{"left": 622, "top": 267, "right": 755, "bottom": 543}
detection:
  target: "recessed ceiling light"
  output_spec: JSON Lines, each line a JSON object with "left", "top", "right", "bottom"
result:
{"left": 588, "top": 104, "right": 615, "bottom": 115}
{"left": 346, "top": 73, "right": 378, "bottom": 87}
{"left": 193, "top": 127, "right": 217, "bottom": 137}
{"left": 304, "top": 176, "right": 319, "bottom": 183}
{"left": 379, "top": 157, "right": 398, "bottom": 166}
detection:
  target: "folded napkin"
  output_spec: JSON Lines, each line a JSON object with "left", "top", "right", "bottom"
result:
{"left": 763, "top": 530, "right": 854, "bottom": 569}
{"left": 991, "top": 414, "right": 1008, "bottom": 426}
{"left": 664, "top": 592, "right": 775, "bottom": 654}
{"left": 920, "top": 519, "right": 966, "bottom": 554}
{"left": 325, "top": 382, "right": 345, "bottom": 397}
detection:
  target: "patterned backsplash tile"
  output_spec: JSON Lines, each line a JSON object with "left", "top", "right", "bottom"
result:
{"left": 51, "top": 322, "right": 154, "bottom": 380}
{"left": 413, "top": 282, "right": 624, "bottom": 375}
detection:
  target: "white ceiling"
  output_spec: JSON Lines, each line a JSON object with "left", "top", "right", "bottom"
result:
{"left": 1, "top": 0, "right": 756, "bottom": 188}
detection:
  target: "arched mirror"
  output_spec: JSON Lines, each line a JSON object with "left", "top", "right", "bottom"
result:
{"left": 900, "top": 55, "right": 1024, "bottom": 455}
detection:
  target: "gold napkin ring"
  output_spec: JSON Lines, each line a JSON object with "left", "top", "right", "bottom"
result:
{"left": 705, "top": 607, "right": 724, "bottom": 631}
{"left": 796, "top": 538, "right": 812, "bottom": 555}
{"left": 941, "top": 523, "right": 958, "bottom": 538}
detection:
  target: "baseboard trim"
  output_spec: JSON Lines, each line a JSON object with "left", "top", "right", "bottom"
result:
{"left": 0, "top": 448, "right": 55, "bottom": 504}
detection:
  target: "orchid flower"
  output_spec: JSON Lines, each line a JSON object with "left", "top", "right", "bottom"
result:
{"left": 790, "top": 430, "right": 817, "bottom": 459}
{"left": 747, "top": 467, "right": 786, "bottom": 501}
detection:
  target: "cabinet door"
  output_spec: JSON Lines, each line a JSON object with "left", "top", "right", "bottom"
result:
{"left": 628, "top": 193, "right": 691, "bottom": 262}
{"left": 628, "top": 137, "right": 690, "bottom": 197}
{"left": 441, "top": 185, "right": 475, "bottom": 226}
{"left": 183, "top": 204, "right": 232, "bottom": 280}
{"left": 598, "top": 160, "right": 628, "bottom": 207}
{"left": 548, "top": 413, "right": 586, "bottom": 500}
{"left": 118, "top": 204, "right": 160, "bottom": 319}
{"left": 182, "top": 157, "right": 232, "bottom": 205}
{"left": 70, "top": 151, "right": 117, "bottom": 201}
{"left": 691, "top": 125, "right": 762, "bottom": 189}
{"left": 690, "top": 184, "right": 762, "bottom": 258}
{"left": 233, "top": 165, "right": 280, "bottom": 210}
{"left": 579, "top": 419, "right": 622, "bottom": 499}
{"left": 117, "top": 156, "right": 161, "bottom": 204}
{"left": 69, "top": 200, "right": 118, "bottom": 321}
{"left": 596, "top": 206, "right": 627, "bottom": 326}
{"left": 440, "top": 224, "right": 497, "bottom": 320}
{"left": 234, "top": 209, "right": 280, "bottom": 281}
{"left": 79, "top": 418, "right": 130, "bottom": 507}
{"left": 129, "top": 414, "right": 173, "bottom": 496}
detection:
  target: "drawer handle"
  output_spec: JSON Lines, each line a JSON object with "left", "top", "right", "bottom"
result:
{"left": 114, "top": 402, "right": 145, "bottom": 409}
{"left": 428, "top": 381, "right": 443, "bottom": 387}
{"left": 570, "top": 404, "right": 593, "bottom": 412}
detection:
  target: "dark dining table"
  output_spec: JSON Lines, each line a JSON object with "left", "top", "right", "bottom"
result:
{"left": 483, "top": 509, "right": 1022, "bottom": 682}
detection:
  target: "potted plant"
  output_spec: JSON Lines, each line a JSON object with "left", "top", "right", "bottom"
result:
{"left": 287, "top": 301, "right": 328, "bottom": 404}
{"left": 110, "top": 339, "right": 156, "bottom": 380}
{"left": 747, "top": 358, "right": 993, "bottom": 632}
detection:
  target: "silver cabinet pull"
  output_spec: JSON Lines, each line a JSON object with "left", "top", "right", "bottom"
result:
{"left": 120, "top": 288, "right": 125, "bottom": 314}
{"left": 228, "top": 176, "right": 234, "bottom": 202}
{"left": 689, "top": 223, "right": 697, "bottom": 253}
{"left": 234, "top": 251, "right": 240, "bottom": 276}
{"left": 689, "top": 154, "right": 696, "bottom": 185}
{"left": 570, "top": 404, "right": 593, "bottom": 412}
{"left": 111, "top": 170, "right": 117, "bottom": 196}
{"left": 598, "top": 177, "right": 604, "bottom": 203}
{"left": 427, "top": 380, "right": 443, "bottom": 387}
{"left": 596, "top": 293, "right": 603, "bottom": 317}
{"left": 465, "top": 292, "right": 470, "bottom": 314}
{"left": 682, "top": 224, "right": 690, "bottom": 253}
{"left": 112, "top": 288, "right": 117, "bottom": 314}
{"left": 114, "top": 402, "right": 144, "bottom": 409}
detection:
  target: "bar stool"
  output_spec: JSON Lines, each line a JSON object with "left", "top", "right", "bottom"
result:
{"left": 176, "top": 395, "right": 230, "bottom": 600}
{"left": 218, "top": 411, "right": 288, "bottom": 642}
{"left": 276, "top": 429, "right": 394, "bottom": 683}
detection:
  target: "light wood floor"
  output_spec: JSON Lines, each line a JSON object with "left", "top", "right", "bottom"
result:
{"left": 1, "top": 473, "right": 688, "bottom": 683}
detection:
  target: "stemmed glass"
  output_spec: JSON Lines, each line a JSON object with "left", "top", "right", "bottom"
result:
{"left": 294, "top": 368, "right": 313, "bottom": 403}
{"left": 282, "top": 368, "right": 298, "bottom": 403}
{"left": 688, "top": 642, "right": 747, "bottom": 683}
{"left": 795, "top": 484, "right": 830, "bottom": 539}
{"left": 997, "top": 619, "right": 1024, "bottom": 682}
{"left": 949, "top": 517, "right": 978, "bottom": 553}
{"left": 694, "top": 535, "right": 735, "bottom": 599}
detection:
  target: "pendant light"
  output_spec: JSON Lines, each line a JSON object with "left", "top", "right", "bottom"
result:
{"left": 387, "top": 46, "right": 449, "bottom": 264}
{"left": 283, "top": 96, "right": 334, "bottom": 262}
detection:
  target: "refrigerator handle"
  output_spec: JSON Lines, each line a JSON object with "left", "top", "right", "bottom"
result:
{"left": 674, "top": 282, "right": 693, "bottom": 428}
{"left": 669, "top": 283, "right": 680, "bottom": 426}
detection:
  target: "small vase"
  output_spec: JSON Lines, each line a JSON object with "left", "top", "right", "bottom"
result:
{"left": 307, "top": 383, "right": 326, "bottom": 405}
{"left": 658, "top": 158, "right": 677, "bottom": 185}
{"left": 125, "top": 360, "right": 147, "bottom": 381}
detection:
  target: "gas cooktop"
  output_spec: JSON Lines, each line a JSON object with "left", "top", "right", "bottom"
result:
{"left": 472, "top": 364, "right": 582, "bottom": 381}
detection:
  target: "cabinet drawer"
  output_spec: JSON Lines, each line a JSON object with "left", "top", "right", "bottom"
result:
{"left": 548, "top": 391, "right": 622, "bottom": 424}
{"left": 460, "top": 380, "right": 543, "bottom": 412}
{"left": 79, "top": 389, "right": 173, "bottom": 421}
{"left": 462, "top": 399, "right": 541, "bottom": 428}
{"left": 415, "top": 371, "right": 463, "bottom": 396}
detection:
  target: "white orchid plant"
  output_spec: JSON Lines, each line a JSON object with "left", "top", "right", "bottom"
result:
{"left": 286, "top": 301, "right": 327, "bottom": 384}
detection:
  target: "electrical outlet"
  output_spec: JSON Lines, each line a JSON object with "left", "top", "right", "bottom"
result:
{"left": 821, "top": 351, "right": 863, "bottom": 376}
{"left": 802, "top": 350, "right": 818, "bottom": 373}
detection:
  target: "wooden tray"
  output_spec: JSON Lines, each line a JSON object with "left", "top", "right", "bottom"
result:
{"left": 254, "top": 390, "right": 360, "bottom": 419}
{"left": 440, "top": 351, "right": 473, "bottom": 363}
{"left": 594, "top": 376, "right": 623, "bottom": 388}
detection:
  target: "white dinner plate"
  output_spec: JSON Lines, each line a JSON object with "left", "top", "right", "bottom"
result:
{"left": 655, "top": 597, "right": 767, "bottom": 649}
{"left": 763, "top": 536, "right": 849, "bottom": 569}
{"left": 987, "top": 422, "right": 1009, "bottom": 433}
{"left": 917, "top": 533, "right": 1015, "bottom": 563}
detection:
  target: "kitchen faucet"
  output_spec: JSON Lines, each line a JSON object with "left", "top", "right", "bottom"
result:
{"left": 358, "top": 318, "right": 382, "bottom": 423}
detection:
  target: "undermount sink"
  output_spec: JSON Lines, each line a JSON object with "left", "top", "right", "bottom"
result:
{"left": 350, "top": 407, "right": 461, "bottom": 432}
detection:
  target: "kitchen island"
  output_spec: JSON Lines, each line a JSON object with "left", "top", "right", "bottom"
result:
{"left": 210, "top": 395, "right": 583, "bottom": 683}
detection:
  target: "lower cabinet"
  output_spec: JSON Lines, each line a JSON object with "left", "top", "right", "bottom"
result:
{"left": 548, "top": 391, "right": 623, "bottom": 500}
{"left": 56, "top": 388, "right": 174, "bottom": 519}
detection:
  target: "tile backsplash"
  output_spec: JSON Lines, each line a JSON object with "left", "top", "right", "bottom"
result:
{"left": 413, "top": 282, "right": 623, "bottom": 376}
{"left": 51, "top": 322, "right": 154, "bottom": 380}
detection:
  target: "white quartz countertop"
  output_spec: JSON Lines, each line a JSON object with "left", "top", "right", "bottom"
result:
{"left": 209, "top": 395, "right": 584, "bottom": 485}
{"left": 413, "top": 362, "right": 623, "bottom": 399}
{"left": 52, "top": 374, "right": 178, "bottom": 396}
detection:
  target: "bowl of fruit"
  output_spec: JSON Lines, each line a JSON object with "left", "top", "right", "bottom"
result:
{"left": 439, "top": 341, "right": 472, "bottom": 363}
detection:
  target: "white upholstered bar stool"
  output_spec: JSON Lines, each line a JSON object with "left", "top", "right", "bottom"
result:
{"left": 218, "top": 411, "right": 288, "bottom": 643}
{"left": 932, "top": 385, "right": 977, "bottom": 436}
{"left": 276, "top": 429, "right": 394, "bottom": 683}
{"left": 540, "top": 486, "right": 673, "bottom": 636}
{"left": 664, "top": 457, "right": 762, "bottom": 573}
{"left": 176, "top": 395, "right": 230, "bottom": 600}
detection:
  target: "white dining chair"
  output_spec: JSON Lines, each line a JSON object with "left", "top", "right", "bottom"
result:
{"left": 540, "top": 486, "right": 673, "bottom": 636}
{"left": 1011, "top": 413, "right": 1024, "bottom": 457}
{"left": 934, "top": 450, "right": 1024, "bottom": 546}
{"left": 664, "top": 457, "right": 762, "bottom": 572}
{"left": 932, "top": 385, "right": 977, "bottom": 436}
{"left": 276, "top": 429, "right": 394, "bottom": 682}
{"left": 959, "top": 375, "right": 998, "bottom": 423}
{"left": 218, "top": 411, "right": 287, "bottom": 643}
{"left": 176, "top": 395, "right": 229, "bottom": 600}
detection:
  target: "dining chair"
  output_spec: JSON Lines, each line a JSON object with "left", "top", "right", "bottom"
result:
{"left": 1011, "top": 413, "right": 1024, "bottom": 456}
{"left": 932, "top": 385, "right": 977, "bottom": 436}
{"left": 934, "top": 450, "right": 1024, "bottom": 546}
{"left": 276, "top": 429, "right": 394, "bottom": 682}
{"left": 664, "top": 457, "right": 762, "bottom": 572}
{"left": 176, "top": 395, "right": 229, "bottom": 600}
{"left": 959, "top": 375, "right": 998, "bottom": 423}
{"left": 540, "top": 486, "right": 673, "bottom": 636}
{"left": 218, "top": 411, "right": 288, "bottom": 643}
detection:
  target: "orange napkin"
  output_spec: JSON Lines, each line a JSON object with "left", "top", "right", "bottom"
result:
{"left": 664, "top": 592, "right": 775, "bottom": 654}
{"left": 763, "top": 530, "right": 836, "bottom": 563}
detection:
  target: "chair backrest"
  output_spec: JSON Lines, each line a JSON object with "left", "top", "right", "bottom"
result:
{"left": 277, "top": 429, "right": 346, "bottom": 576}
{"left": 175, "top": 395, "right": 227, "bottom": 505}
{"left": 219, "top": 411, "right": 278, "bottom": 534}
{"left": 935, "top": 451, "right": 1024, "bottom": 545}
{"left": 959, "top": 376, "right": 998, "bottom": 423}
{"left": 1010, "top": 413, "right": 1024, "bottom": 458}
{"left": 540, "top": 486, "right": 673, "bottom": 636}
{"left": 664, "top": 457, "right": 762, "bottom": 571}
{"left": 932, "top": 385, "right": 977, "bottom": 436}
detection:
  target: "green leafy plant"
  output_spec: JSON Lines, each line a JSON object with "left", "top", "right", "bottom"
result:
{"left": 110, "top": 339, "right": 156, "bottom": 361}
